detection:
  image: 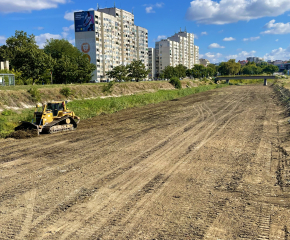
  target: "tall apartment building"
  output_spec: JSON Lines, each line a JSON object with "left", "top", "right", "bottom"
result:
{"left": 153, "top": 30, "right": 199, "bottom": 78}
{"left": 148, "top": 48, "right": 156, "bottom": 78}
{"left": 194, "top": 46, "right": 199, "bottom": 64}
{"left": 74, "top": 7, "right": 148, "bottom": 81}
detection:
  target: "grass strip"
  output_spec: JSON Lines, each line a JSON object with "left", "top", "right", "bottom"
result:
{"left": 0, "top": 84, "right": 227, "bottom": 138}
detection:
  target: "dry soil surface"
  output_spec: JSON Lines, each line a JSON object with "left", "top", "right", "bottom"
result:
{"left": 1, "top": 85, "right": 290, "bottom": 240}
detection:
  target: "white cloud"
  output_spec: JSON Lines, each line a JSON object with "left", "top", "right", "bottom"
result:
{"left": 223, "top": 37, "right": 235, "bottom": 41}
{"left": 0, "top": 36, "right": 6, "bottom": 45}
{"left": 200, "top": 52, "right": 223, "bottom": 63}
{"left": 69, "top": 39, "right": 75, "bottom": 46}
{"left": 146, "top": 7, "right": 154, "bottom": 13}
{"left": 263, "top": 45, "right": 290, "bottom": 61}
{"left": 194, "top": 34, "right": 199, "bottom": 39}
{"left": 34, "top": 27, "right": 44, "bottom": 30}
{"left": 261, "top": 20, "right": 290, "bottom": 34}
{"left": 0, "top": 0, "right": 67, "bottom": 13}
{"left": 243, "top": 36, "right": 260, "bottom": 41}
{"left": 35, "top": 33, "right": 62, "bottom": 49}
{"left": 62, "top": 24, "right": 74, "bottom": 38}
{"left": 201, "top": 31, "right": 208, "bottom": 35}
{"left": 62, "top": 24, "right": 74, "bottom": 32}
{"left": 186, "top": 0, "right": 290, "bottom": 25}
{"left": 218, "top": 30, "right": 224, "bottom": 33}
{"left": 64, "top": 10, "right": 82, "bottom": 21}
{"left": 154, "top": 35, "right": 167, "bottom": 42}
{"left": 225, "top": 50, "right": 256, "bottom": 61}
{"left": 276, "top": 39, "right": 279, "bottom": 41}
{"left": 144, "top": 2, "right": 164, "bottom": 13}
{"left": 156, "top": 3, "right": 164, "bottom": 8}
{"left": 208, "top": 43, "right": 225, "bottom": 49}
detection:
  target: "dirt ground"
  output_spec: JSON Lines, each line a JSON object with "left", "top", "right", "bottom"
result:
{"left": 1, "top": 84, "right": 290, "bottom": 240}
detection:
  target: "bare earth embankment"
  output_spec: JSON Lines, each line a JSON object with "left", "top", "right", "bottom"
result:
{"left": 1, "top": 84, "right": 290, "bottom": 239}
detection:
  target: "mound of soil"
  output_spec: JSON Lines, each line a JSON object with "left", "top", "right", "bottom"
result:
{"left": 7, "top": 129, "right": 38, "bottom": 139}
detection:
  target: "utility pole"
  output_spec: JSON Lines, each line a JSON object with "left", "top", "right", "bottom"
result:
{"left": 51, "top": 71, "right": 53, "bottom": 84}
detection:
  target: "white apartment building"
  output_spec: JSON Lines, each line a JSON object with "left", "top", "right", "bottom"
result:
{"left": 194, "top": 46, "right": 199, "bottom": 64}
{"left": 74, "top": 7, "right": 148, "bottom": 81}
{"left": 148, "top": 48, "right": 156, "bottom": 79}
{"left": 153, "top": 30, "right": 199, "bottom": 78}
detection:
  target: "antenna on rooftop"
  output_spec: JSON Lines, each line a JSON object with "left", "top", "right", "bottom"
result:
{"left": 185, "top": 26, "right": 187, "bottom": 32}
{"left": 180, "top": 27, "right": 182, "bottom": 32}
{"left": 114, "top": 1, "right": 116, "bottom": 8}
{"left": 97, "top": 3, "right": 99, "bottom": 10}
{"left": 132, "top": 8, "right": 134, "bottom": 14}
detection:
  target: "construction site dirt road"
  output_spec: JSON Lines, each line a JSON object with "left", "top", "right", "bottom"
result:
{"left": 1, "top": 85, "right": 290, "bottom": 239}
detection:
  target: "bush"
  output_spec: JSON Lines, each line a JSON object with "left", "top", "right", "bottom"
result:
{"left": 27, "top": 87, "right": 41, "bottom": 102}
{"left": 1, "top": 109, "right": 15, "bottom": 116}
{"left": 60, "top": 87, "right": 73, "bottom": 98}
{"left": 169, "top": 77, "right": 182, "bottom": 89}
{"left": 102, "top": 81, "right": 115, "bottom": 93}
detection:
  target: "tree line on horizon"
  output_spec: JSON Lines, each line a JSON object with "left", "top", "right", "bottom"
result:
{"left": 0, "top": 31, "right": 284, "bottom": 85}
{"left": 0, "top": 31, "right": 95, "bottom": 85}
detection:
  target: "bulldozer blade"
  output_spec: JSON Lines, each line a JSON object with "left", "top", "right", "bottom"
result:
{"left": 15, "top": 121, "right": 38, "bottom": 131}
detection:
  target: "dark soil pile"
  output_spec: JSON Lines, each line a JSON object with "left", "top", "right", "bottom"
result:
{"left": 7, "top": 129, "right": 38, "bottom": 139}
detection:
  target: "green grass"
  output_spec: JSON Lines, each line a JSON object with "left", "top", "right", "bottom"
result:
{"left": 67, "top": 84, "right": 227, "bottom": 119}
{"left": 0, "top": 84, "right": 227, "bottom": 138}
{"left": 0, "top": 108, "right": 34, "bottom": 138}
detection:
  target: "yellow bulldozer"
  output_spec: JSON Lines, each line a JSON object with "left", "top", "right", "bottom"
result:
{"left": 15, "top": 101, "right": 80, "bottom": 135}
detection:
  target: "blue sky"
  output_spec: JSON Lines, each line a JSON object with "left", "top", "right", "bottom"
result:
{"left": 0, "top": 0, "right": 290, "bottom": 63}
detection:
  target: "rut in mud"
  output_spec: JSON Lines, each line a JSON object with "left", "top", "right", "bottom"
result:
{"left": 1, "top": 84, "right": 290, "bottom": 239}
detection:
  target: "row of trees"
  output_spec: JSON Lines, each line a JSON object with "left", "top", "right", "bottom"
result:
{"left": 106, "top": 60, "right": 149, "bottom": 82}
{"left": 0, "top": 31, "right": 95, "bottom": 84}
{"left": 216, "top": 60, "right": 279, "bottom": 76}
{"left": 159, "top": 59, "right": 280, "bottom": 80}
{"left": 159, "top": 63, "right": 217, "bottom": 79}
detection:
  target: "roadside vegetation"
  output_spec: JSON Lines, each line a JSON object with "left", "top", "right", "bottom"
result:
{"left": 0, "top": 83, "right": 227, "bottom": 138}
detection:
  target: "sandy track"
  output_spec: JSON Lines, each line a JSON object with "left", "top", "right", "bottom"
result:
{"left": 1, "top": 85, "right": 290, "bottom": 239}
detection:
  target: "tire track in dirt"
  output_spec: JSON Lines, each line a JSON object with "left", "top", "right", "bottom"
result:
{"left": 2, "top": 86, "right": 288, "bottom": 240}
{"left": 37, "top": 92, "right": 248, "bottom": 239}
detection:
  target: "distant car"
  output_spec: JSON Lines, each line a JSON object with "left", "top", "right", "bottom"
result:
{"left": 89, "top": 79, "right": 99, "bottom": 83}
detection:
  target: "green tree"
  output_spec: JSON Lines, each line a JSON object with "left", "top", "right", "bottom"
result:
{"left": 217, "top": 62, "right": 229, "bottom": 76}
{"left": 107, "top": 65, "right": 128, "bottom": 81}
{"left": 44, "top": 39, "right": 82, "bottom": 59}
{"left": 283, "top": 69, "right": 288, "bottom": 75}
{"left": 44, "top": 39, "right": 95, "bottom": 84}
{"left": 0, "top": 45, "right": 8, "bottom": 61}
{"left": 53, "top": 55, "right": 78, "bottom": 84}
{"left": 207, "top": 64, "right": 217, "bottom": 76}
{"left": 76, "top": 55, "right": 96, "bottom": 83}
{"left": 263, "top": 65, "right": 279, "bottom": 75}
{"left": 3, "top": 31, "right": 37, "bottom": 68}
{"left": 193, "top": 64, "right": 207, "bottom": 78}
{"left": 162, "top": 66, "right": 176, "bottom": 79}
{"left": 127, "top": 60, "right": 149, "bottom": 82}
{"left": 226, "top": 59, "right": 241, "bottom": 75}
{"left": 12, "top": 47, "right": 49, "bottom": 84}
{"left": 175, "top": 64, "right": 187, "bottom": 78}
{"left": 241, "top": 65, "right": 253, "bottom": 75}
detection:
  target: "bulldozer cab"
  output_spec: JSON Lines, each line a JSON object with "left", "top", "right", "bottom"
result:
{"left": 46, "top": 102, "right": 65, "bottom": 117}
